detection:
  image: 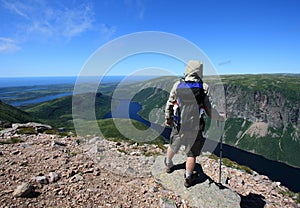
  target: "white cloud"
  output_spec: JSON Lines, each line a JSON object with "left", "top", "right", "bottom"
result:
{"left": 1, "top": 0, "right": 29, "bottom": 19}
{"left": 124, "top": 0, "right": 146, "bottom": 19}
{"left": 60, "top": 4, "right": 94, "bottom": 38}
{"left": 100, "top": 23, "right": 117, "bottom": 39}
{"left": 1, "top": 0, "right": 94, "bottom": 40}
{"left": 0, "top": 37, "right": 21, "bottom": 53}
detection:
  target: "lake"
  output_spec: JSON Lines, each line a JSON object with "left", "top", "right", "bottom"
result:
{"left": 11, "top": 92, "right": 73, "bottom": 106}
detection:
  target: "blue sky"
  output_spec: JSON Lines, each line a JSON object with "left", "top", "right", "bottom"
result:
{"left": 0, "top": 0, "right": 299, "bottom": 77}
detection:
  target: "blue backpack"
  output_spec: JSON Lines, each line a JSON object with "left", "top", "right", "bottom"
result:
{"left": 174, "top": 80, "right": 205, "bottom": 131}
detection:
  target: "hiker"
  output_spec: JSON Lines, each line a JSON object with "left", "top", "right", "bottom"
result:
{"left": 164, "top": 60, "right": 226, "bottom": 187}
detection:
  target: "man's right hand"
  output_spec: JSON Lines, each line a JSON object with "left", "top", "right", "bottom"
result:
{"left": 165, "top": 118, "right": 173, "bottom": 127}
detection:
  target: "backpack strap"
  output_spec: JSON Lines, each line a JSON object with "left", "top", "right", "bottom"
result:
{"left": 176, "top": 81, "right": 204, "bottom": 106}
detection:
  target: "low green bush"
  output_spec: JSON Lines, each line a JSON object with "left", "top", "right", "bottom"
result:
{"left": 0, "top": 137, "right": 24, "bottom": 145}
{"left": 16, "top": 127, "right": 36, "bottom": 135}
{"left": 208, "top": 153, "right": 253, "bottom": 174}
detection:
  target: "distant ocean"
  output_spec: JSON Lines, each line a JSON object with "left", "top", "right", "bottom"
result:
{"left": 0, "top": 76, "right": 158, "bottom": 106}
{"left": 0, "top": 76, "right": 129, "bottom": 88}
{"left": 0, "top": 76, "right": 161, "bottom": 88}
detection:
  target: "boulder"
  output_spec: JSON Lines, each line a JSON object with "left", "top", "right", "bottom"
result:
{"left": 32, "top": 176, "right": 48, "bottom": 184}
{"left": 151, "top": 154, "right": 241, "bottom": 207}
{"left": 1, "top": 122, "right": 52, "bottom": 137}
{"left": 12, "top": 122, "right": 52, "bottom": 133}
{"left": 47, "top": 172, "right": 60, "bottom": 183}
{"left": 13, "top": 182, "right": 35, "bottom": 198}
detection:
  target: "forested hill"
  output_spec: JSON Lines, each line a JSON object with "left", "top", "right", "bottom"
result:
{"left": 0, "top": 100, "right": 39, "bottom": 128}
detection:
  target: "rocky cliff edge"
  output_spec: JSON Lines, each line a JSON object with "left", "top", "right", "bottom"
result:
{"left": 0, "top": 125, "right": 299, "bottom": 207}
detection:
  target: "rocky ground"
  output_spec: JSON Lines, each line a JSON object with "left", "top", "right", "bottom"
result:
{"left": 0, "top": 128, "right": 299, "bottom": 207}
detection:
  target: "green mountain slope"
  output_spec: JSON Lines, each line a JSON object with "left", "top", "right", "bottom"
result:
{"left": 24, "top": 92, "right": 112, "bottom": 130}
{"left": 0, "top": 100, "right": 39, "bottom": 127}
{"left": 98, "top": 119, "right": 166, "bottom": 144}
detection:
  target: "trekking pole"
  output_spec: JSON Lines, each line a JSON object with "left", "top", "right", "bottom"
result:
{"left": 218, "top": 120, "right": 223, "bottom": 184}
{"left": 218, "top": 86, "right": 227, "bottom": 185}
{"left": 218, "top": 111, "right": 226, "bottom": 184}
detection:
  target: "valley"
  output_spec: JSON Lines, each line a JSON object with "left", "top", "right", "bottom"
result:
{"left": 0, "top": 74, "right": 299, "bottom": 169}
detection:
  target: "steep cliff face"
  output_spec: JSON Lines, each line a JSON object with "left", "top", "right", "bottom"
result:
{"left": 225, "top": 84, "right": 299, "bottom": 131}
{"left": 218, "top": 74, "right": 300, "bottom": 167}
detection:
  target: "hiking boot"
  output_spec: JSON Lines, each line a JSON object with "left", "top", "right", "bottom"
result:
{"left": 184, "top": 172, "right": 198, "bottom": 188}
{"left": 164, "top": 158, "right": 174, "bottom": 174}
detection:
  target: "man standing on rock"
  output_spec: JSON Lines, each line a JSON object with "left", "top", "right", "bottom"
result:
{"left": 164, "top": 60, "right": 226, "bottom": 187}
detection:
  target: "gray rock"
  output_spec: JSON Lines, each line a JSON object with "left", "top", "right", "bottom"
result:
{"left": 151, "top": 155, "right": 241, "bottom": 208}
{"left": 69, "top": 174, "right": 84, "bottom": 183}
{"left": 88, "top": 137, "right": 101, "bottom": 144}
{"left": 47, "top": 172, "right": 60, "bottom": 183}
{"left": 0, "top": 128, "right": 16, "bottom": 137}
{"left": 124, "top": 166, "right": 138, "bottom": 176}
{"left": 1, "top": 122, "right": 52, "bottom": 137}
{"left": 32, "top": 176, "right": 48, "bottom": 184}
{"left": 11, "top": 150, "right": 20, "bottom": 155}
{"left": 12, "top": 122, "right": 52, "bottom": 130}
{"left": 13, "top": 182, "right": 35, "bottom": 197}
{"left": 83, "top": 168, "right": 94, "bottom": 174}
{"left": 51, "top": 141, "right": 67, "bottom": 147}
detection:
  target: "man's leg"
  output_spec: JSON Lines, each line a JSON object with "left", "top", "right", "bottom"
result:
{"left": 166, "top": 146, "right": 175, "bottom": 162}
{"left": 186, "top": 130, "right": 205, "bottom": 176}
{"left": 164, "top": 129, "right": 181, "bottom": 173}
{"left": 184, "top": 156, "right": 198, "bottom": 187}
{"left": 164, "top": 146, "right": 175, "bottom": 173}
{"left": 185, "top": 156, "right": 196, "bottom": 177}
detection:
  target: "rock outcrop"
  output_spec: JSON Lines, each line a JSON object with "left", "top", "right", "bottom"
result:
{"left": 224, "top": 83, "right": 299, "bottom": 131}
{"left": 0, "top": 122, "right": 52, "bottom": 138}
{"left": 151, "top": 154, "right": 241, "bottom": 207}
{"left": 0, "top": 130, "right": 299, "bottom": 207}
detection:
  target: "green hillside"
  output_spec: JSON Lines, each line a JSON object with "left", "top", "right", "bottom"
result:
{"left": 222, "top": 118, "right": 300, "bottom": 167}
{"left": 132, "top": 87, "right": 170, "bottom": 119}
{"left": 24, "top": 92, "right": 112, "bottom": 130}
{"left": 0, "top": 100, "right": 39, "bottom": 128}
{"left": 221, "top": 74, "right": 300, "bottom": 103}
{"left": 97, "top": 118, "right": 166, "bottom": 145}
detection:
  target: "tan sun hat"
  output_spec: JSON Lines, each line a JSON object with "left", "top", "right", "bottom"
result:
{"left": 184, "top": 60, "right": 203, "bottom": 78}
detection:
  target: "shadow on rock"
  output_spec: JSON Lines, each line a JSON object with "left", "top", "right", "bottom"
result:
{"left": 26, "top": 191, "right": 41, "bottom": 198}
{"left": 151, "top": 155, "right": 242, "bottom": 207}
{"left": 171, "top": 161, "right": 228, "bottom": 189}
{"left": 240, "top": 193, "right": 266, "bottom": 208}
